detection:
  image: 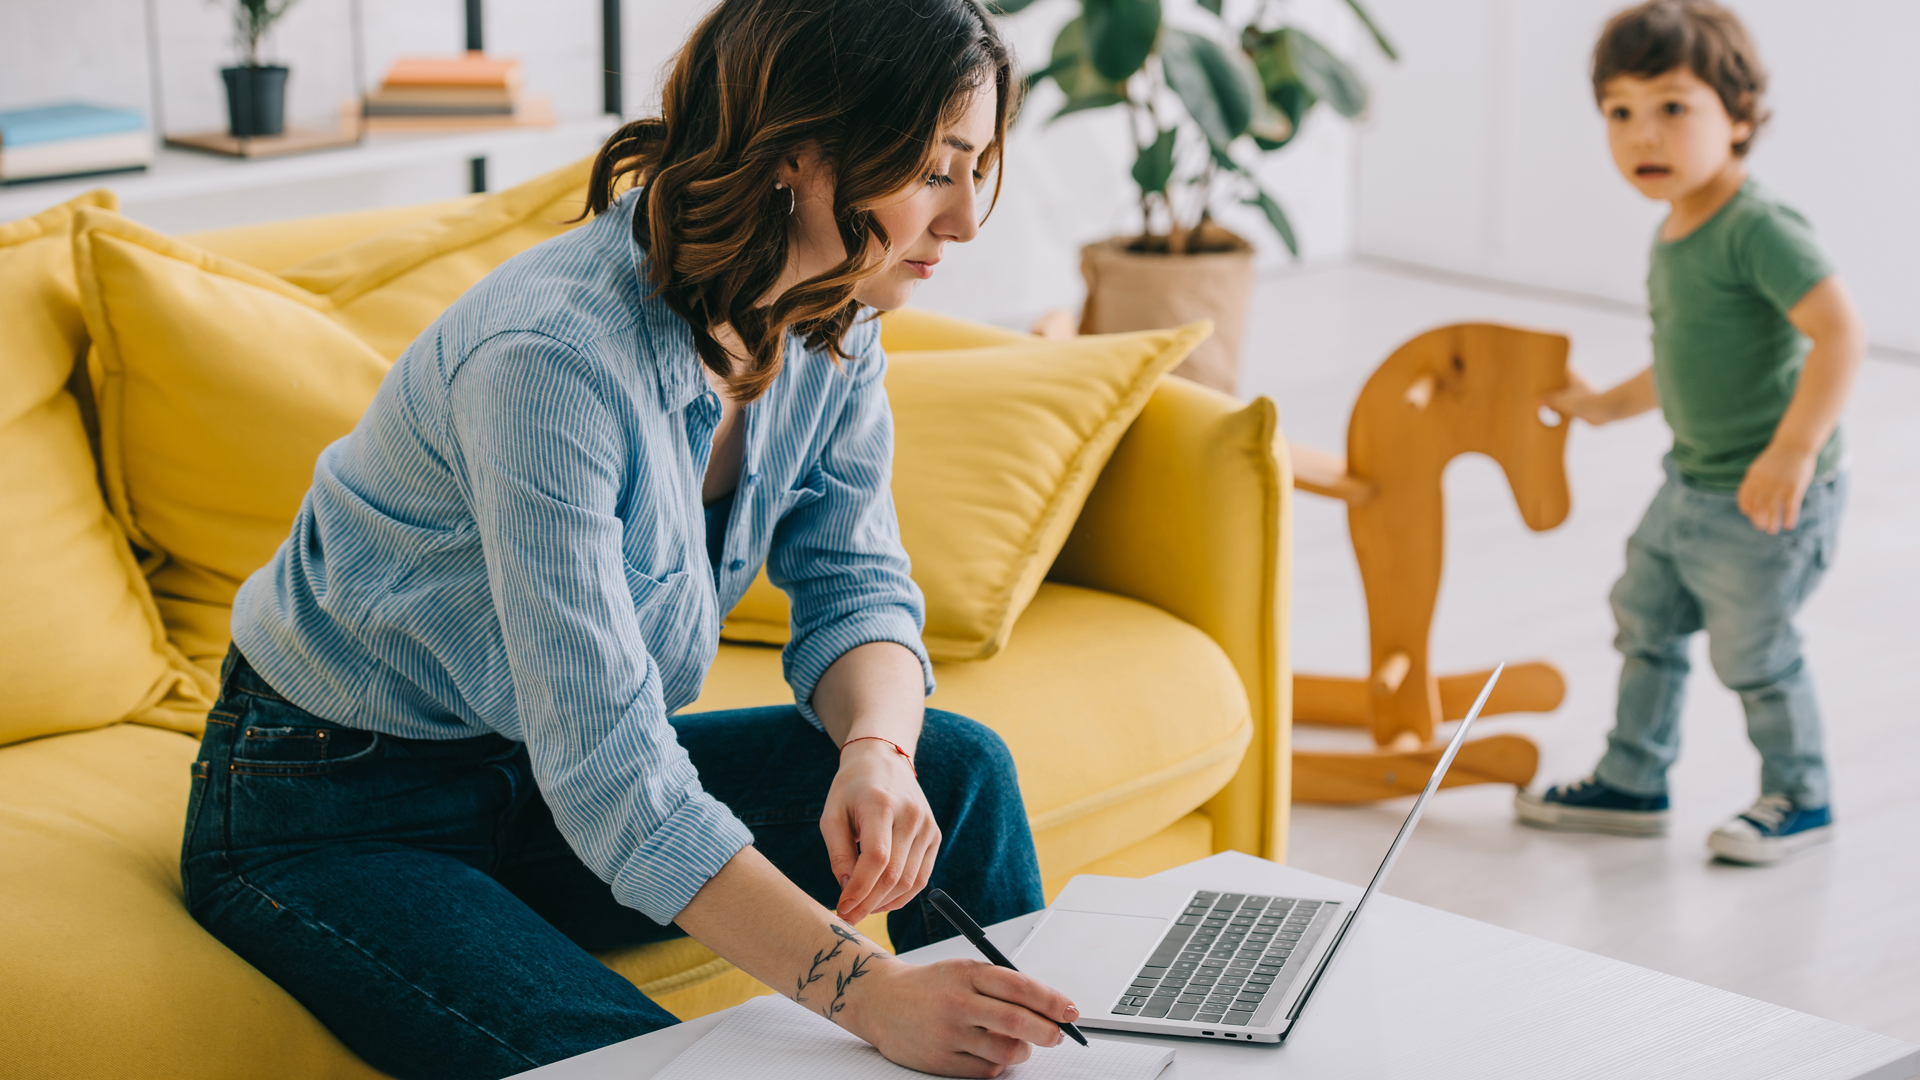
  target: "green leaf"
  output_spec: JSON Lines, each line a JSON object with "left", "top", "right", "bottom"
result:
{"left": 1160, "top": 30, "right": 1261, "bottom": 148}
{"left": 1341, "top": 0, "right": 1399, "bottom": 61}
{"left": 1247, "top": 95, "right": 1294, "bottom": 146}
{"left": 1084, "top": 0, "right": 1161, "bottom": 83}
{"left": 1247, "top": 187, "right": 1299, "bottom": 256}
{"left": 1052, "top": 90, "right": 1127, "bottom": 122}
{"left": 1282, "top": 28, "right": 1368, "bottom": 118}
{"left": 1198, "top": 0, "right": 1224, "bottom": 13}
{"left": 1021, "top": 52, "right": 1078, "bottom": 97}
{"left": 1045, "top": 17, "right": 1124, "bottom": 105}
{"left": 1132, "top": 128, "right": 1178, "bottom": 195}
{"left": 1269, "top": 80, "right": 1317, "bottom": 132}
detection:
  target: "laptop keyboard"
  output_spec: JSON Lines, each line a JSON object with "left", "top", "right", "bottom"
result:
{"left": 1110, "top": 891, "right": 1324, "bottom": 1027}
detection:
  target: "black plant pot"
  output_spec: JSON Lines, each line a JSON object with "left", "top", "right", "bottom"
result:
{"left": 221, "top": 64, "right": 289, "bottom": 138}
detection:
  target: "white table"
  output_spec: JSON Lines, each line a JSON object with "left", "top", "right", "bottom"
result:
{"left": 516, "top": 851, "right": 1919, "bottom": 1079}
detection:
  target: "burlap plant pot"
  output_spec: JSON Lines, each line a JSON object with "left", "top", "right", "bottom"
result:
{"left": 1078, "top": 229, "right": 1255, "bottom": 394}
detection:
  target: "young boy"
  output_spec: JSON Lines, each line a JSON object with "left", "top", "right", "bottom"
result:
{"left": 1514, "top": 0, "right": 1865, "bottom": 864}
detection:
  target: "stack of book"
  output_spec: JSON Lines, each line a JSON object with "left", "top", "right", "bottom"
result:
{"left": 0, "top": 103, "right": 151, "bottom": 185}
{"left": 363, "top": 54, "right": 551, "bottom": 131}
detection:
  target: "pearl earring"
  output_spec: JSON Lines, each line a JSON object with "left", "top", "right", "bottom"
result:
{"left": 773, "top": 181, "right": 795, "bottom": 217}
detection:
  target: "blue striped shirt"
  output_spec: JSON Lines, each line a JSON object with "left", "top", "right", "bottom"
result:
{"left": 232, "top": 191, "right": 934, "bottom": 925}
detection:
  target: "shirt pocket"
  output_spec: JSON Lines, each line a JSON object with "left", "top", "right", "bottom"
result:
{"left": 622, "top": 562, "right": 702, "bottom": 643}
{"left": 775, "top": 483, "right": 824, "bottom": 523}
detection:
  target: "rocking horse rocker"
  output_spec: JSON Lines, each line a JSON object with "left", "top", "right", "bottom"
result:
{"left": 1287, "top": 323, "right": 1574, "bottom": 803}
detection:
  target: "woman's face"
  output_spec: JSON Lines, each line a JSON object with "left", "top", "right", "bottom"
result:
{"left": 781, "top": 86, "right": 997, "bottom": 311}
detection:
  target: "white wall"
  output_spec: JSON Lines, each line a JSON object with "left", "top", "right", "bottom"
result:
{"left": 0, "top": 0, "right": 613, "bottom": 232}
{"left": 2, "top": 0, "right": 1369, "bottom": 325}
{"left": 484, "top": 0, "right": 1370, "bottom": 327}
{"left": 1353, "top": 0, "right": 1920, "bottom": 353}
{"left": 0, "top": 0, "right": 607, "bottom": 141}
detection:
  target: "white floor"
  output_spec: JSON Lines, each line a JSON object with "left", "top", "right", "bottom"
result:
{"left": 1233, "top": 261, "right": 1920, "bottom": 1045}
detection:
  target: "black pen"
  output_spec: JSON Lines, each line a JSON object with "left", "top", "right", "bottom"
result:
{"left": 927, "top": 888, "right": 1089, "bottom": 1047}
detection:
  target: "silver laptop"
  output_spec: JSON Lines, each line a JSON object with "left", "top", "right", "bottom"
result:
{"left": 1010, "top": 665, "right": 1504, "bottom": 1044}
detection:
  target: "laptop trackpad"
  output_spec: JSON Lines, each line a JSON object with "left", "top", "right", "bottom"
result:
{"left": 1012, "top": 910, "right": 1165, "bottom": 1015}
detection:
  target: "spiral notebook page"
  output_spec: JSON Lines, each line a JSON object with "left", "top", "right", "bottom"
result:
{"left": 654, "top": 994, "right": 1175, "bottom": 1080}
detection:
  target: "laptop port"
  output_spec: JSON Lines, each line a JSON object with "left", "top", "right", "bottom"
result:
{"left": 1202, "top": 1031, "right": 1214, "bottom": 1036}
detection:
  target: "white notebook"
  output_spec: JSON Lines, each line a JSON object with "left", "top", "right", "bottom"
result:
{"left": 654, "top": 994, "right": 1175, "bottom": 1080}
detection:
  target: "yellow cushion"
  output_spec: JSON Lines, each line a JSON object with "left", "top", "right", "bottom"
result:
{"left": 72, "top": 161, "right": 593, "bottom": 684}
{"left": 184, "top": 195, "right": 485, "bottom": 273}
{"left": 697, "top": 582, "right": 1251, "bottom": 879}
{"left": 0, "top": 192, "right": 207, "bottom": 746}
{"left": 724, "top": 325, "right": 1208, "bottom": 661}
{"left": 876, "top": 306, "right": 1028, "bottom": 352}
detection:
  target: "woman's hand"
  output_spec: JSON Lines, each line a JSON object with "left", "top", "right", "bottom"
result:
{"left": 1738, "top": 441, "right": 1816, "bottom": 534}
{"left": 838, "top": 955, "right": 1080, "bottom": 1078}
{"left": 824, "top": 738, "right": 940, "bottom": 923}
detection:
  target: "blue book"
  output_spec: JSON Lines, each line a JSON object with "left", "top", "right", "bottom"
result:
{"left": 0, "top": 102, "right": 147, "bottom": 147}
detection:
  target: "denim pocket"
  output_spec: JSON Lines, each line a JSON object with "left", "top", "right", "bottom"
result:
{"left": 230, "top": 714, "right": 381, "bottom": 776}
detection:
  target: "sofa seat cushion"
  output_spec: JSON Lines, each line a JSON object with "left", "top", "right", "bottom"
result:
{"left": 0, "top": 723, "right": 385, "bottom": 1078}
{"left": 0, "top": 723, "right": 792, "bottom": 1077}
{"left": 0, "top": 192, "right": 208, "bottom": 746}
{"left": 695, "top": 583, "right": 1251, "bottom": 880}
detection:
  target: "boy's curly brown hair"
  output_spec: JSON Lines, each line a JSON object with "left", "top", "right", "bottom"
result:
{"left": 1592, "top": 0, "right": 1770, "bottom": 156}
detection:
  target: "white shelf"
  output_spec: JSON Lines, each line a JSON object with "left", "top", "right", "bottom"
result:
{"left": 0, "top": 115, "right": 620, "bottom": 221}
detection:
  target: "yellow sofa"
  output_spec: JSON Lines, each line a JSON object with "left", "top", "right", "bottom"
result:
{"left": 0, "top": 175, "right": 1293, "bottom": 1078}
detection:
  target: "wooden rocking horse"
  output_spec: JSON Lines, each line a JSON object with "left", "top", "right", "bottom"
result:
{"left": 1287, "top": 323, "right": 1574, "bottom": 803}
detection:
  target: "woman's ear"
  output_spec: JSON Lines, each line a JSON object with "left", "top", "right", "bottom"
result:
{"left": 780, "top": 147, "right": 835, "bottom": 210}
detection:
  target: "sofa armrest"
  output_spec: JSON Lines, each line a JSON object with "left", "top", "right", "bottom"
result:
{"left": 1048, "top": 377, "right": 1293, "bottom": 861}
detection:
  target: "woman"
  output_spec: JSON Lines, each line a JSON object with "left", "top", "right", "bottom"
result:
{"left": 179, "top": 2, "right": 1077, "bottom": 1077}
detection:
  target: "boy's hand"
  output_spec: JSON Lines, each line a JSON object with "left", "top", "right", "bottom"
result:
{"left": 1542, "top": 368, "right": 1609, "bottom": 425}
{"left": 1738, "top": 442, "right": 1816, "bottom": 534}
{"left": 1543, "top": 366, "right": 1656, "bottom": 426}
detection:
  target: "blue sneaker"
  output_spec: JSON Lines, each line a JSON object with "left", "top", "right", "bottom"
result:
{"left": 1515, "top": 776, "right": 1669, "bottom": 836}
{"left": 1707, "top": 795, "right": 1833, "bottom": 865}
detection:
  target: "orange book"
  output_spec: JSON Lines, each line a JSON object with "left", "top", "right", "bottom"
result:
{"left": 381, "top": 55, "right": 523, "bottom": 90}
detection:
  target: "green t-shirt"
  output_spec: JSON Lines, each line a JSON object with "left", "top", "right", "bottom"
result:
{"left": 1648, "top": 179, "right": 1838, "bottom": 490}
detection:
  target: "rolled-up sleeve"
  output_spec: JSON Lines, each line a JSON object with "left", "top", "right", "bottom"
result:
{"left": 448, "top": 331, "right": 752, "bottom": 924}
{"left": 768, "top": 325, "right": 937, "bottom": 728}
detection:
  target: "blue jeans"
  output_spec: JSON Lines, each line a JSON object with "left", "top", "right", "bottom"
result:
{"left": 182, "top": 648, "right": 1044, "bottom": 1080}
{"left": 1595, "top": 457, "right": 1844, "bottom": 807}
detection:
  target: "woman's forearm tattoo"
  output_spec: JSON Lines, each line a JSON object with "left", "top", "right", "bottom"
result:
{"left": 794, "top": 923, "right": 884, "bottom": 1021}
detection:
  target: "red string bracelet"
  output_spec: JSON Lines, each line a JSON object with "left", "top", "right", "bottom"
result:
{"left": 841, "top": 735, "right": 916, "bottom": 777}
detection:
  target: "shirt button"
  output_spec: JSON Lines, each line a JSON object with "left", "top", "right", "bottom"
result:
{"left": 729, "top": 560, "right": 746, "bottom": 571}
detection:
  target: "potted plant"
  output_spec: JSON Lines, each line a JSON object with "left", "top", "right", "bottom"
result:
{"left": 992, "top": 0, "right": 1394, "bottom": 392}
{"left": 220, "top": 0, "right": 299, "bottom": 138}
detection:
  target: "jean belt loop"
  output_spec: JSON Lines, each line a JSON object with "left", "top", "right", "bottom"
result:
{"left": 219, "top": 644, "right": 242, "bottom": 693}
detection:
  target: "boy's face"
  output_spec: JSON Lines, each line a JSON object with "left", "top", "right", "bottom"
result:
{"left": 1600, "top": 67, "right": 1753, "bottom": 202}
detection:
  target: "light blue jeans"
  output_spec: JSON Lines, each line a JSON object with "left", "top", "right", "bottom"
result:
{"left": 1594, "top": 456, "right": 1845, "bottom": 808}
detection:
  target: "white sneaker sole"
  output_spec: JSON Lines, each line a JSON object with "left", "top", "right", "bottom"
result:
{"left": 1708, "top": 823, "right": 1833, "bottom": 865}
{"left": 1514, "top": 789, "right": 1669, "bottom": 836}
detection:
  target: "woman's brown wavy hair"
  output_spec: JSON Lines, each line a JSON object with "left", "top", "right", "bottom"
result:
{"left": 581, "top": 0, "right": 1016, "bottom": 401}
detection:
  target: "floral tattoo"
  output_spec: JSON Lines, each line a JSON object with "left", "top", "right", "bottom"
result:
{"left": 795, "top": 923, "right": 884, "bottom": 1021}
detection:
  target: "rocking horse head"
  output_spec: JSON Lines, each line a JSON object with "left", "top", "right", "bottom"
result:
{"left": 1347, "top": 323, "right": 1572, "bottom": 532}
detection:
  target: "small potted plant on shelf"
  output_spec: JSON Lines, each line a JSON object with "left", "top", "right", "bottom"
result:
{"left": 220, "top": 0, "right": 299, "bottom": 138}
{"left": 992, "top": 0, "right": 1394, "bottom": 392}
